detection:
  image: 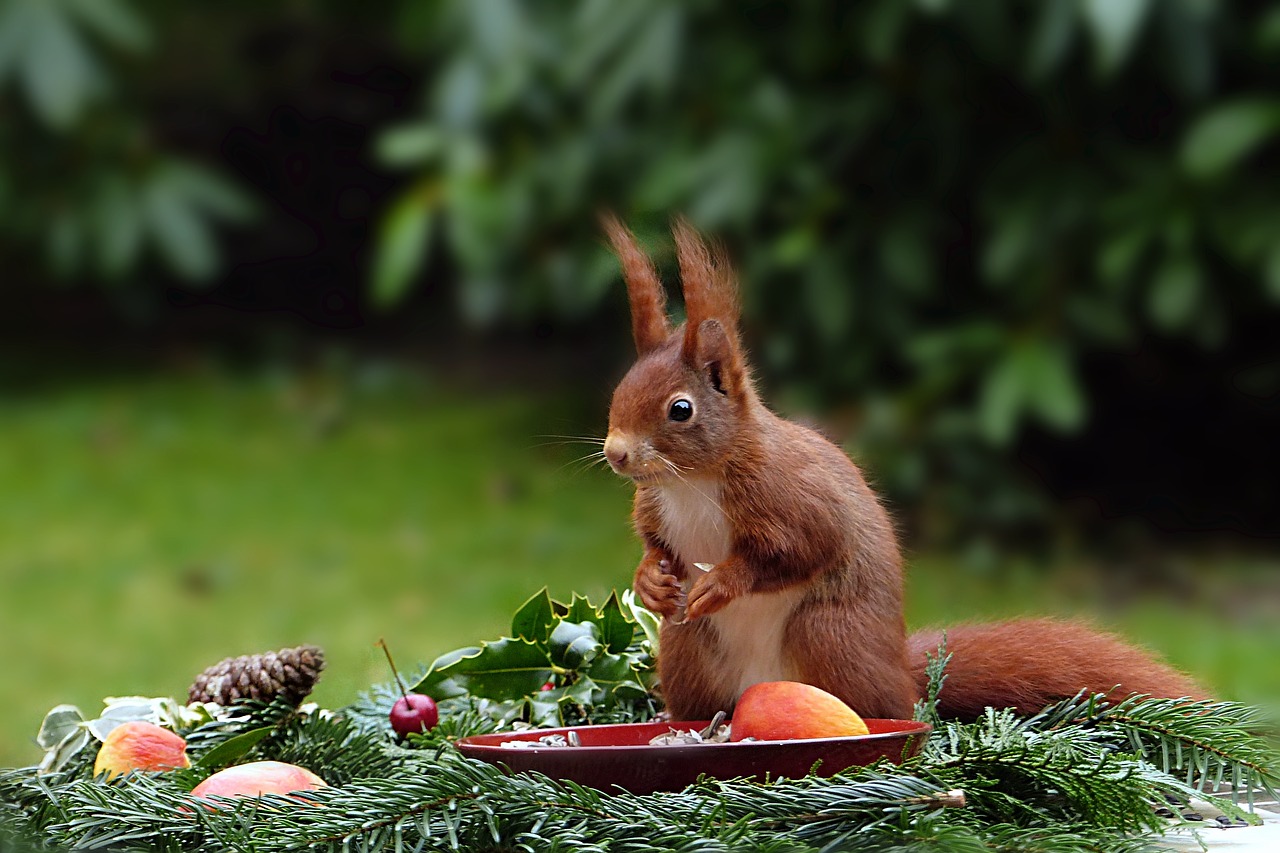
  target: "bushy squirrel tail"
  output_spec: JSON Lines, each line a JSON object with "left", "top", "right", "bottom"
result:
{"left": 909, "top": 618, "right": 1207, "bottom": 721}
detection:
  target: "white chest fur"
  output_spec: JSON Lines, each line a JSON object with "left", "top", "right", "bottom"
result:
{"left": 711, "top": 587, "right": 805, "bottom": 694}
{"left": 653, "top": 477, "right": 802, "bottom": 697}
{"left": 653, "top": 476, "right": 731, "bottom": 568}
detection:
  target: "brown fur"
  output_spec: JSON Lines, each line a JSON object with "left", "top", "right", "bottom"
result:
{"left": 603, "top": 218, "right": 1205, "bottom": 722}
{"left": 672, "top": 217, "right": 740, "bottom": 369}
{"left": 601, "top": 213, "right": 670, "bottom": 355}
{"left": 910, "top": 620, "right": 1208, "bottom": 719}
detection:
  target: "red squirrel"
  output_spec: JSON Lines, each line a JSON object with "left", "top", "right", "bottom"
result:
{"left": 599, "top": 216, "right": 1206, "bottom": 722}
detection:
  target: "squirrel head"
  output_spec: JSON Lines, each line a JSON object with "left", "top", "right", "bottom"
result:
{"left": 600, "top": 215, "right": 754, "bottom": 483}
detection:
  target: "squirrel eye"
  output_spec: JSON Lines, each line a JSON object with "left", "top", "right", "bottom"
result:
{"left": 668, "top": 398, "right": 694, "bottom": 422}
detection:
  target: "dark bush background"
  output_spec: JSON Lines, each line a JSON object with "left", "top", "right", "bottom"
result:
{"left": 3, "top": 0, "right": 1278, "bottom": 546}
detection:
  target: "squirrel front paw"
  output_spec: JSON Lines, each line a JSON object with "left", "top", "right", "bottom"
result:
{"left": 684, "top": 559, "right": 752, "bottom": 621}
{"left": 634, "top": 555, "right": 683, "bottom": 617}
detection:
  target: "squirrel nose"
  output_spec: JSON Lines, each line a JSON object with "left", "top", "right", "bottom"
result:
{"left": 603, "top": 434, "right": 630, "bottom": 469}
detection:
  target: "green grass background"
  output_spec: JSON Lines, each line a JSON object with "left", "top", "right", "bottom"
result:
{"left": 2, "top": 364, "right": 1275, "bottom": 768}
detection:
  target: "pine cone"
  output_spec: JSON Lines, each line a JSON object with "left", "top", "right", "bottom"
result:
{"left": 187, "top": 644, "right": 325, "bottom": 707}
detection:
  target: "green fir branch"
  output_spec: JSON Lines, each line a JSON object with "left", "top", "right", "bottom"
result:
{"left": 42, "top": 774, "right": 211, "bottom": 851}
{"left": 8, "top": 694, "right": 1278, "bottom": 853}
{"left": 233, "top": 757, "right": 964, "bottom": 853}
{"left": 918, "top": 707, "right": 1179, "bottom": 835}
{"left": 1026, "top": 693, "right": 1280, "bottom": 808}
{"left": 912, "top": 635, "right": 951, "bottom": 730}
{"left": 253, "top": 712, "right": 400, "bottom": 785}
{"left": 181, "top": 696, "right": 308, "bottom": 764}
{"left": 5, "top": 592, "right": 1280, "bottom": 852}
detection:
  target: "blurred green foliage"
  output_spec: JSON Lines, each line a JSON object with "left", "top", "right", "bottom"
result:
{"left": 0, "top": 0, "right": 254, "bottom": 282}
{"left": 370, "top": 0, "right": 1280, "bottom": 531}
{"left": 3, "top": 0, "right": 1278, "bottom": 534}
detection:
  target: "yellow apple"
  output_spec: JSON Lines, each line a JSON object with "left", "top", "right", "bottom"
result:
{"left": 93, "top": 721, "right": 190, "bottom": 779}
{"left": 730, "top": 681, "right": 870, "bottom": 741}
{"left": 190, "top": 760, "right": 327, "bottom": 803}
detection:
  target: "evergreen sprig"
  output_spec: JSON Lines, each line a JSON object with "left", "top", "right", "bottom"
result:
{"left": 1029, "top": 693, "right": 1280, "bottom": 807}
{"left": 8, "top": 694, "right": 1275, "bottom": 852}
{"left": 912, "top": 634, "right": 951, "bottom": 729}
{"left": 919, "top": 706, "right": 1182, "bottom": 834}
{"left": 91, "top": 755, "right": 959, "bottom": 853}
{"left": 3, "top": 592, "right": 1278, "bottom": 852}
{"left": 181, "top": 696, "right": 308, "bottom": 764}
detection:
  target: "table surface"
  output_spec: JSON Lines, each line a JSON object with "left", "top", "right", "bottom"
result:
{"left": 1158, "top": 797, "right": 1280, "bottom": 852}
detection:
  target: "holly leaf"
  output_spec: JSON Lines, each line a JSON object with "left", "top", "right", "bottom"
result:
{"left": 527, "top": 678, "right": 601, "bottom": 720}
{"left": 612, "top": 680, "right": 651, "bottom": 702}
{"left": 586, "top": 652, "right": 648, "bottom": 703}
{"left": 408, "top": 589, "right": 660, "bottom": 727}
{"left": 548, "top": 620, "right": 602, "bottom": 670}
{"left": 564, "top": 593, "right": 599, "bottom": 625}
{"left": 419, "top": 645, "right": 481, "bottom": 674}
{"left": 412, "top": 638, "right": 553, "bottom": 703}
{"left": 525, "top": 693, "right": 563, "bottom": 728}
{"left": 560, "top": 675, "right": 601, "bottom": 708}
{"left": 599, "top": 591, "right": 635, "bottom": 654}
{"left": 511, "top": 587, "right": 555, "bottom": 645}
{"left": 586, "top": 652, "right": 631, "bottom": 683}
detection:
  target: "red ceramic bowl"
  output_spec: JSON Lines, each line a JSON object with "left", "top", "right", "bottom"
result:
{"left": 456, "top": 718, "right": 931, "bottom": 794}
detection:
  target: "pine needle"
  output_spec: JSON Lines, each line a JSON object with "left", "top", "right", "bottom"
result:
{"left": 4, "top": 610, "right": 1278, "bottom": 852}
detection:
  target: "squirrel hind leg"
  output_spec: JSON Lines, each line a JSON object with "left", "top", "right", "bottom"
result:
{"left": 909, "top": 619, "right": 1209, "bottom": 721}
{"left": 656, "top": 618, "right": 739, "bottom": 721}
{"left": 788, "top": 601, "right": 917, "bottom": 720}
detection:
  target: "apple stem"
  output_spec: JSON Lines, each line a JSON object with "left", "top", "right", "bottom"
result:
{"left": 376, "top": 638, "right": 411, "bottom": 702}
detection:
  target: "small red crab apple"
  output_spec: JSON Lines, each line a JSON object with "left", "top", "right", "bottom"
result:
{"left": 390, "top": 694, "right": 439, "bottom": 737}
{"left": 377, "top": 639, "right": 438, "bottom": 737}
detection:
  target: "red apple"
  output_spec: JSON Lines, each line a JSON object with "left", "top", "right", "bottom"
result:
{"left": 730, "top": 681, "right": 870, "bottom": 742}
{"left": 390, "top": 693, "right": 438, "bottom": 737}
{"left": 94, "top": 721, "right": 190, "bottom": 779}
{"left": 190, "top": 760, "right": 327, "bottom": 802}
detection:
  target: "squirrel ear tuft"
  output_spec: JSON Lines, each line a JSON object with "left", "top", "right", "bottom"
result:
{"left": 601, "top": 212, "right": 671, "bottom": 355}
{"left": 675, "top": 218, "right": 739, "bottom": 343}
{"left": 674, "top": 218, "right": 742, "bottom": 373}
